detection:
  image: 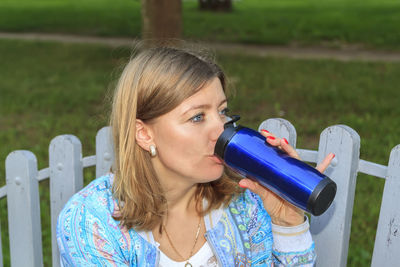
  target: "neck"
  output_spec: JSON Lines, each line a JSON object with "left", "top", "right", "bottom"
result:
{"left": 151, "top": 158, "right": 204, "bottom": 222}
{"left": 149, "top": 163, "right": 207, "bottom": 262}
{"left": 165, "top": 182, "right": 199, "bottom": 216}
{"left": 153, "top": 167, "right": 199, "bottom": 216}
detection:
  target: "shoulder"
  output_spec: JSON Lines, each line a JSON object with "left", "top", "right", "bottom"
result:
{"left": 71, "top": 173, "right": 114, "bottom": 203}
{"left": 56, "top": 174, "right": 118, "bottom": 241}
{"left": 56, "top": 174, "right": 141, "bottom": 265}
{"left": 59, "top": 174, "right": 115, "bottom": 218}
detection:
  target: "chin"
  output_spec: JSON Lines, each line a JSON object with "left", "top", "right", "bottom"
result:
{"left": 201, "top": 166, "right": 225, "bottom": 183}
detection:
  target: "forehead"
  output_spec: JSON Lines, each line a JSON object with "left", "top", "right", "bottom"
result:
{"left": 178, "top": 78, "right": 226, "bottom": 110}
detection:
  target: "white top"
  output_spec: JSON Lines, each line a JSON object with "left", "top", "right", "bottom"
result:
{"left": 159, "top": 241, "right": 218, "bottom": 267}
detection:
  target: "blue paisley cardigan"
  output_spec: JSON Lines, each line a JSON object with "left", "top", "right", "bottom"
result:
{"left": 57, "top": 174, "right": 316, "bottom": 266}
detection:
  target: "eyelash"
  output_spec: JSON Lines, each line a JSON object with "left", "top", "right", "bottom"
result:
{"left": 189, "top": 108, "right": 230, "bottom": 123}
{"left": 220, "top": 107, "right": 230, "bottom": 116}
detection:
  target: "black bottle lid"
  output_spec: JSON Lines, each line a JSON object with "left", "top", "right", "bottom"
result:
{"left": 307, "top": 177, "right": 337, "bottom": 216}
{"left": 214, "top": 115, "right": 242, "bottom": 159}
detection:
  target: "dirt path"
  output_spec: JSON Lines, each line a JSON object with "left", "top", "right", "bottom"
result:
{"left": 2, "top": 32, "right": 400, "bottom": 62}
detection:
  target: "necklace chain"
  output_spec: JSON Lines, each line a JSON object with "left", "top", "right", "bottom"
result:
{"left": 162, "top": 216, "right": 202, "bottom": 266}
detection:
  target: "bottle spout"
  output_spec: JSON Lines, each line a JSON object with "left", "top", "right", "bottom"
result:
{"left": 224, "top": 115, "right": 241, "bottom": 129}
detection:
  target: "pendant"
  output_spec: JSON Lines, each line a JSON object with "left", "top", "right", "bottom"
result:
{"left": 184, "top": 262, "right": 192, "bottom": 267}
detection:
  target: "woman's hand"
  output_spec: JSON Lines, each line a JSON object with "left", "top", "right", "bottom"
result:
{"left": 238, "top": 129, "right": 335, "bottom": 227}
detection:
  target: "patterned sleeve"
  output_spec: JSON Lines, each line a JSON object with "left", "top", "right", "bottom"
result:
{"left": 56, "top": 200, "right": 133, "bottom": 266}
{"left": 271, "top": 217, "right": 316, "bottom": 266}
{"left": 244, "top": 190, "right": 316, "bottom": 266}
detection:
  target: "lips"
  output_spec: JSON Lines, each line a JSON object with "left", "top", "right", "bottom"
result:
{"left": 209, "top": 155, "right": 223, "bottom": 164}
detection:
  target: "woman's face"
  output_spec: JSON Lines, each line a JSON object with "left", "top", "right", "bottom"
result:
{"left": 149, "top": 77, "right": 228, "bottom": 185}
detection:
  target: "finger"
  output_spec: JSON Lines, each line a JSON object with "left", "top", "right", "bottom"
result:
{"left": 239, "top": 178, "right": 268, "bottom": 200}
{"left": 266, "top": 135, "right": 282, "bottom": 147}
{"left": 238, "top": 178, "right": 258, "bottom": 191}
{"left": 260, "top": 129, "right": 274, "bottom": 138}
{"left": 279, "top": 138, "right": 300, "bottom": 160}
{"left": 260, "top": 130, "right": 281, "bottom": 147}
{"left": 260, "top": 130, "right": 297, "bottom": 157}
{"left": 316, "top": 153, "right": 335, "bottom": 173}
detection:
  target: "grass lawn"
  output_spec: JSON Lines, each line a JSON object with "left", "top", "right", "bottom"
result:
{"left": 0, "top": 39, "right": 399, "bottom": 266}
{"left": 1, "top": 0, "right": 400, "bottom": 50}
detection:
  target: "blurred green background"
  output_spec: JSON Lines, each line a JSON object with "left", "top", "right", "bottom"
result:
{"left": 1, "top": 0, "right": 399, "bottom": 266}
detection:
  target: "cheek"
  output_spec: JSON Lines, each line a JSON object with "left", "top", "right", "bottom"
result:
{"left": 156, "top": 128, "right": 202, "bottom": 165}
{"left": 157, "top": 129, "right": 223, "bottom": 178}
{"left": 157, "top": 125, "right": 206, "bottom": 157}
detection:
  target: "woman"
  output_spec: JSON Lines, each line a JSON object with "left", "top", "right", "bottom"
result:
{"left": 57, "top": 46, "right": 334, "bottom": 266}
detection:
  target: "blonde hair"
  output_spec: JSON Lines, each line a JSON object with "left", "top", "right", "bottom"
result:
{"left": 110, "top": 46, "right": 241, "bottom": 231}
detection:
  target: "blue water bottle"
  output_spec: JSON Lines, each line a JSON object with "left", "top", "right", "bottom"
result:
{"left": 214, "top": 116, "right": 336, "bottom": 216}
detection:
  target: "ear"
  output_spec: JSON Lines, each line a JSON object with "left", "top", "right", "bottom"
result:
{"left": 135, "top": 119, "right": 154, "bottom": 151}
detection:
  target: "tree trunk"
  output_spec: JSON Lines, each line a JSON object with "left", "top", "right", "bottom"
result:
{"left": 141, "top": 0, "right": 182, "bottom": 46}
{"left": 199, "top": 0, "right": 232, "bottom": 12}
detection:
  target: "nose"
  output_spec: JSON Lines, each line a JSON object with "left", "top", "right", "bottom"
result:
{"left": 210, "top": 113, "right": 225, "bottom": 142}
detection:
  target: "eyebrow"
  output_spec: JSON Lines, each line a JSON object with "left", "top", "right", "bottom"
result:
{"left": 182, "top": 99, "right": 227, "bottom": 115}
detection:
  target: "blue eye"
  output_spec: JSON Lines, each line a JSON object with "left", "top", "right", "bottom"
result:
{"left": 190, "top": 113, "right": 204, "bottom": 123}
{"left": 219, "top": 108, "right": 230, "bottom": 116}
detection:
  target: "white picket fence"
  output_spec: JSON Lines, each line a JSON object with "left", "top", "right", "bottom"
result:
{"left": 2, "top": 118, "right": 400, "bottom": 266}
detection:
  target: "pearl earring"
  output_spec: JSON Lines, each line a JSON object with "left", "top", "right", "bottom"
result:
{"left": 149, "top": 145, "right": 157, "bottom": 157}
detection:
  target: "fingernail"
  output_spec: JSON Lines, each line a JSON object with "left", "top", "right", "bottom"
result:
{"left": 283, "top": 138, "right": 289, "bottom": 145}
{"left": 267, "top": 136, "right": 275, "bottom": 140}
{"left": 261, "top": 129, "right": 269, "bottom": 133}
{"left": 332, "top": 153, "right": 336, "bottom": 159}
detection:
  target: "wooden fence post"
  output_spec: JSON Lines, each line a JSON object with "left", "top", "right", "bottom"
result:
{"left": 371, "top": 145, "right": 400, "bottom": 266}
{"left": 311, "top": 125, "right": 360, "bottom": 267}
{"left": 5, "top": 151, "right": 43, "bottom": 267}
{"left": 0, "top": 220, "right": 3, "bottom": 267}
{"left": 96, "top": 127, "right": 114, "bottom": 178}
{"left": 49, "top": 135, "right": 83, "bottom": 267}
